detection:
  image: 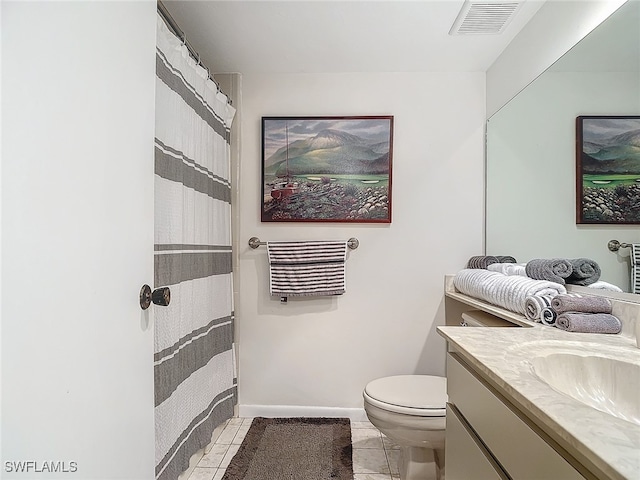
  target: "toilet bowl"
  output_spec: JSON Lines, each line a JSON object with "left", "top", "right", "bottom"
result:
{"left": 363, "top": 375, "right": 447, "bottom": 480}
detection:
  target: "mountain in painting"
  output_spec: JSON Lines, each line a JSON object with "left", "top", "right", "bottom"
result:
{"left": 582, "top": 128, "right": 640, "bottom": 174}
{"left": 265, "top": 129, "right": 390, "bottom": 176}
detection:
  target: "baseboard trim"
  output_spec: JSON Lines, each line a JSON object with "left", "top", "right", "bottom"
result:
{"left": 238, "top": 405, "right": 369, "bottom": 421}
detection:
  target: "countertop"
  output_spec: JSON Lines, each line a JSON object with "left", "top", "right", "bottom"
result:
{"left": 438, "top": 287, "right": 640, "bottom": 480}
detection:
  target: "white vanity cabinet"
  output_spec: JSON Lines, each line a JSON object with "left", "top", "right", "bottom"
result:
{"left": 446, "top": 352, "right": 587, "bottom": 480}
{"left": 440, "top": 276, "right": 640, "bottom": 480}
{"left": 445, "top": 402, "right": 508, "bottom": 480}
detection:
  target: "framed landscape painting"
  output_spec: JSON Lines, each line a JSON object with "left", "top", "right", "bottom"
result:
{"left": 576, "top": 116, "right": 640, "bottom": 224}
{"left": 261, "top": 116, "right": 393, "bottom": 223}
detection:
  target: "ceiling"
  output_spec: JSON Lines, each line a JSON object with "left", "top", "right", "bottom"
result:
{"left": 161, "top": 0, "right": 547, "bottom": 75}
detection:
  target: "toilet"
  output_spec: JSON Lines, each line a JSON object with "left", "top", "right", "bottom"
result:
{"left": 363, "top": 375, "right": 447, "bottom": 480}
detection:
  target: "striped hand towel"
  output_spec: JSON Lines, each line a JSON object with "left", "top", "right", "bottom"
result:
{"left": 524, "top": 295, "right": 554, "bottom": 323}
{"left": 267, "top": 241, "right": 348, "bottom": 298}
{"left": 632, "top": 244, "right": 640, "bottom": 266}
{"left": 632, "top": 245, "right": 640, "bottom": 294}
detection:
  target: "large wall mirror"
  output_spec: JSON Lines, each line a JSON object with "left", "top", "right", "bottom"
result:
{"left": 486, "top": 0, "right": 640, "bottom": 293}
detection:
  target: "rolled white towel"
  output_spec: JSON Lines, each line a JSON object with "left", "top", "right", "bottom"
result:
{"left": 454, "top": 269, "right": 567, "bottom": 315}
{"left": 487, "top": 263, "right": 527, "bottom": 276}
{"left": 586, "top": 281, "right": 623, "bottom": 292}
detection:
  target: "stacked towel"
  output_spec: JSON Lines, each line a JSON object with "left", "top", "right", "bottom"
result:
{"left": 550, "top": 294, "right": 612, "bottom": 314}
{"left": 488, "top": 263, "right": 527, "bottom": 276}
{"left": 524, "top": 295, "right": 556, "bottom": 324}
{"left": 467, "top": 256, "right": 500, "bottom": 269}
{"left": 267, "top": 241, "right": 348, "bottom": 299}
{"left": 467, "top": 255, "right": 517, "bottom": 269}
{"left": 556, "top": 313, "right": 621, "bottom": 334}
{"left": 525, "top": 258, "right": 573, "bottom": 285}
{"left": 453, "top": 269, "right": 566, "bottom": 315}
{"left": 566, "top": 258, "right": 601, "bottom": 286}
{"left": 548, "top": 294, "right": 620, "bottom": 334}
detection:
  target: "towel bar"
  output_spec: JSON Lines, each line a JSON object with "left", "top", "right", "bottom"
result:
{"left": 248, "top": 236, "right": 359, "bottom": 250}
{"left": 608, "top": 240, "right": 632, "bottom": 252}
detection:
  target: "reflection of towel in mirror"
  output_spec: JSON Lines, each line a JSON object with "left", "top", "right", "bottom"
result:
{"left": 632, "top": 245, "right": 640, "bottom": 294}
{"left": 550, "top": 294, "right": 612, "bottom": 314}
{"left": 556, "top": 313, "right": 621, "bottom": 334}
{"left": 525, "top": 258, "right": 573, "bottom": 285}
{"left": 586, "top": 281, "right": 623, "bottom": 292}
{"left": 488, "top": 263, "right": 527, "bottom": 276}
{"left": 632, "top": 244, "right": 640, "bottom": 266}
{"left": 566, "top": 258, "right": 601, "bottom": 286}
{"left": 496, "top": 255, "right": 517, "bottom": 263}
{"left": 467, "top": 256, "right": 500, "bottom": 269}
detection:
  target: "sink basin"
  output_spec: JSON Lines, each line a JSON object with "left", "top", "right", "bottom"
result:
{"left": 531, "top": 351, "right": 640, "bottom": 426}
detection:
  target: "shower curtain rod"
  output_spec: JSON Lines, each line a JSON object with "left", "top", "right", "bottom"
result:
{"left": 157, "top": 1, "right": 232, "bottom": 105}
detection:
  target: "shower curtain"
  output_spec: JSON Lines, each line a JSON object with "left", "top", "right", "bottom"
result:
{"left": 154, "top": 14, "right": 236, "bottom": 480}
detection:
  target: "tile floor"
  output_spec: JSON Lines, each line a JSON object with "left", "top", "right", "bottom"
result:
{"left": 187, "top": 417, "right": 401, "bottom": 480}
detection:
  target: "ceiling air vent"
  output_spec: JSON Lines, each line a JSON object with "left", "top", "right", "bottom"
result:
{"left": 449, "top": 0, "right": 523, "bottom": 35}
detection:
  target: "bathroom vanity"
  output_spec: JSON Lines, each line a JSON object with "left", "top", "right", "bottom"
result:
{"left": 439, "top": 276, "right": 640, "bottom": 480}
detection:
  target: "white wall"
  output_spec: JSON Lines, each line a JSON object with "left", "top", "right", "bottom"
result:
{"left": 486, "top": 0, "right": 626, "bottom": 117}
{"left": 236, "top": 72, "right": 485, "bottom": 417}
{"left": 487, "top": 71, "right": 640, "bottom": 291}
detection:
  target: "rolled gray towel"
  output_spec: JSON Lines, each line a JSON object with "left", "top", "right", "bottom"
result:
{"left": 467, "top": 256, "right": 500, "bottom": 269}
{"left": 496, "top": 255, "right": 517, "bottom": 263}
{"left": 525, "top": 258, "right": 573, "bottom": 285}
{"left": 566, "top": 258, "right": 601, "bottom": 286}
{"left": 556, "top": 313, "right": 621, "bottom": 334}
{"left": 551, "top": 294, "right": 612, "bottom": 314}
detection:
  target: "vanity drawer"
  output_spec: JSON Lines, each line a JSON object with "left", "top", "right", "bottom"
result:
{"left": 446, "top": 403, "right": 509, "bottom": 480}
{"left": 447, "top": 353, "right": 586, "bottom": 480}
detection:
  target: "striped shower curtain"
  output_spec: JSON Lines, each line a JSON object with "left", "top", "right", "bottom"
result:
{"left": 154, "top": 14, "right": 236, "bottom": 480}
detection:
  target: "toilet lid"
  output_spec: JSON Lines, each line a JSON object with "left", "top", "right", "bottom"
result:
{"left": 364, "top": 375, "right": 447, "bottom": 416}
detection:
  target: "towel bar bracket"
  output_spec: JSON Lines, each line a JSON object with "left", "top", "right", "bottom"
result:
{"left": 248, "top": 237, "right": 262, "bottom": 249}
{"left": 608, "top": 239, "right": 631, "bottom": 252}
{"left": 248, "top": 236, "right": 359, "bottom": 250}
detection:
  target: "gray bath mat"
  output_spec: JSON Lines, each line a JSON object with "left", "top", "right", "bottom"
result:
{"left": 221, "top": 417, "right": 353, "bottom": 480}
